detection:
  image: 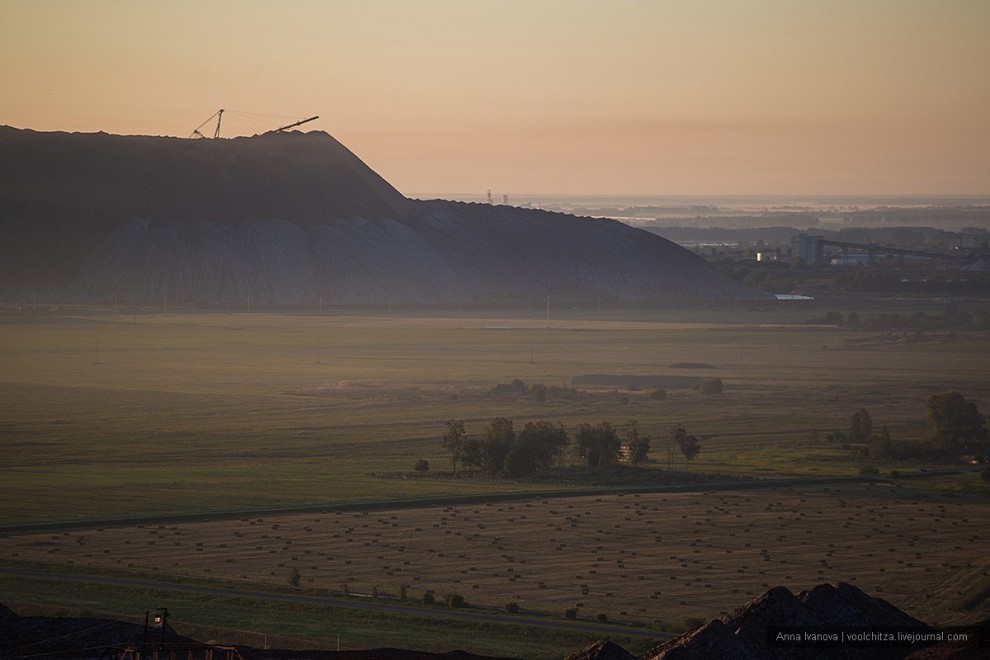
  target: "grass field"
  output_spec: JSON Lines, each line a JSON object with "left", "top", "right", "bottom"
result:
{"left": 1, "top": 305, "right": 989, "bottom": 656}
{"left": 0, "top": 576, "right": 659, "bottom": 658}
{"left": 2, "top": 307, "right": 987, "bottom": 524}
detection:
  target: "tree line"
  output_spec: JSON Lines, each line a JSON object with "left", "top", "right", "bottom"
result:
{"left": 437, "top": 418, "right": 700, "bottom": 478}
{"left": 829, "top": 391, "right": 988, "bottom": 462}
{"left": 806, "top": 304, "right": 990, "bottom": 332}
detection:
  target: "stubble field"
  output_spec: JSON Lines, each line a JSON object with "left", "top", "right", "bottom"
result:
{"left": 2, "top": 484, "right": 988, "bottom": 629}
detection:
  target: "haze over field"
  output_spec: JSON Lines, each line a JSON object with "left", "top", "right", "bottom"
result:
{"left": 2, "top": 0, "right": 988, "bottom": 197}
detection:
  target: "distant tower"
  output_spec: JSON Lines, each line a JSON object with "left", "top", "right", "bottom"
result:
{"left": 502, "top": 194, "right": 509, "bottom": 205}
{"left": 792, "top": 233, "right": 824, "bottom": 265}
{"left": 487, "top": 189, "right": 493, "bottom": 204}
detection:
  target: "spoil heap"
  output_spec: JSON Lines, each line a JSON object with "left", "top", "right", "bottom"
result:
{"left": 0, "top": 126, "right": 770, "bottom": 306}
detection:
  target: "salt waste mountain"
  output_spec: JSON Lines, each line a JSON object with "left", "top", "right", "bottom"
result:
{"left": 0, "top": 125, "right": 770, "bottom": 306}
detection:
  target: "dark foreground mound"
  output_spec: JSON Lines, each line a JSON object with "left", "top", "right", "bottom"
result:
{"left": 0, "top": 126, "right": 769, "bottom": 306}
{"left": 639, "top": 582, "right": 984, "bottom": 660}
{"left": 0, "top": 604, "right": 203, "bottom": 659}
{"left": 569, "top": 582, "right": 987, "bottom": 660}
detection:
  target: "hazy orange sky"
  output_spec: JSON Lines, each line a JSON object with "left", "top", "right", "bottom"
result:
{"left": 2, "top": 0, "right": 988, "bottom": 196}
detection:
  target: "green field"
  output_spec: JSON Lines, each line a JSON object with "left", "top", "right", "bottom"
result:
{"left": 1, "top": 305, "right": 988, "bottom": 657}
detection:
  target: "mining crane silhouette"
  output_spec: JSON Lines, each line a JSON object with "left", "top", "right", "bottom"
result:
{"left": 190, "top": 109, "right": 318, "bottom": 138}
{"left": 190, "top": 108, "right": 225, "bottom": 138}
{"left": 269, "top": 115, "right": 319, "bottom": 133}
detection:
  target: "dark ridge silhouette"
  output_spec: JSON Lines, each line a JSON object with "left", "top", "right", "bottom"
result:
{"left": 0, "top": 606, "right": 203, "bottom": 659}
{"left": 0, "top": 125, "right": 771, "bottom": 305}
{"left": 561, "top": 639, "right": 637, "bottom": 660}
{"left": 0, "top": 126, "right": 412, "bottom": 287}
{"left": 642, "top": 582, "right": 938, "bottom": 660}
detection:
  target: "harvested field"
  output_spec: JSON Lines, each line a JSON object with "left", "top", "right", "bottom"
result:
{"left": 3, "top": 483, "right": 986, "bottom": 628}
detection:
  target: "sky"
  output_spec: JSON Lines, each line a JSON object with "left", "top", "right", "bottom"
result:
{"left": 2, "top": 0, "right": 989, "bottom": 197}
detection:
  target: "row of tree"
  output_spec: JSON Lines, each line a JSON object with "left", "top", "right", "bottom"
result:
{"left": 807, "top": 305, "right": 990, "bottom": 332}
{"left": 440, "top": 418, "right": 701, "bottom": 479}
{"left": 832, "top": 391, "right": 987, "bottom": 460}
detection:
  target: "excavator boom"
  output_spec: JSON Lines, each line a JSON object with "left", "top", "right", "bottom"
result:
{"left": 273, "top": 115, "right": 319, "bottom": 132}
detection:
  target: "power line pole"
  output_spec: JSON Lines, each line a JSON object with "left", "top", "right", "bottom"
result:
{"left": 156, "top": 607, "right": 169, "bottom": 651}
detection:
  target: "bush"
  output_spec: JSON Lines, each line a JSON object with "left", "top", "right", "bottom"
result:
{"left": 596, "top": 612, "right": 609, "bottom": 623}
{"left": 859, "top": 465, "right": 880, "bottom": 475}
{"left": 981, "top": 466, "right": 990, "bottom": 482}
{"left": 684, "top": 617, "right": 706, "bottom": 630}
{"left": 422, "top": 592, "right": 435, "bottom": 605}
{"left": 697, "top": 378, "right": 724, "bottom": 395}
{"left": 927, "top": 391, "right": 987, "bottom": 452}
{"left": 649, "top": 388, "right": 667, "bottom": 400}
{"left": 890, "top": 470, "right": 901, "bottom": 479}
{"left": 413, "top": 458, "right": 430, "bottom": 472}
{"left": 446, "top": 593, "right": 466, "bottom": 608}
{"left": 564, "top": 608, "right": 578, "bottom": 620}
{"left": 504, "top": 601, "right": 520, "bottom": 614}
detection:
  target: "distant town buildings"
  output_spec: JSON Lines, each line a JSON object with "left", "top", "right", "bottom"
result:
{"left": 485, "top": 190, "right": 510, "bottom": 206}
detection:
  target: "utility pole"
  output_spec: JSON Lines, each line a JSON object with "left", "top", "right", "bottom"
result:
{"left": 546, "top": 295, "right": 550, "bottom": 329}
{"left": 156, "top": 607, "right": 169, "bottom": 651}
